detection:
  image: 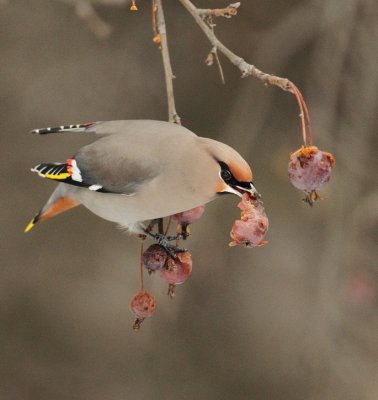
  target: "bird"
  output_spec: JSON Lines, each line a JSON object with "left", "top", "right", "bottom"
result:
{"left": 25, "top": 120, "right": 260, "bottom": 243}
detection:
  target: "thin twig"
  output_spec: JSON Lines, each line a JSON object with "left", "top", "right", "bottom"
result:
{"left": 213, "top": 49, "right": 226, "bottom": 84}
{"left": 57, "top": 0, "right": 129, "bottom": 5}
{"left": 179, "top": 0, "right": 292, "bottom": 92}
{"left": 197, "top": 2, "right": 240, "bottom": 18}
{"left": 206, "top": 16, "right": 226, "bottom": 84}
{"left": 155, "top": 0, "right": 181, "bottom": 124}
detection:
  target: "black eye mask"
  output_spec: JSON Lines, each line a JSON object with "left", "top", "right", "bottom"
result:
{"left": 218, "top": 161, "right": 252, "bottom": 190}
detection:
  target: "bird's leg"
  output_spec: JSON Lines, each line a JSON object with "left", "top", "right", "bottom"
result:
{"left": 142, "top": 218, "right": 186, "bottom": 257}
{"left": 158, "top": 218, "right": 164, "bottom": 234}
{"left": 142, "top": 221, "right": 185, "bottom": 244}
{"left": 145, "top": 217, "right": 185, "bottom": 242}
{"left": 142, "top": 229, "right": 187, "bottom": 257}
{"left": 144, "top": 230, "right": 186, "bottom": 247}
{"left": 146, "top": 218, "right": 165, "bottom": 234}
{"left": 145, "top": 218, "right": 161, "bottom": 233}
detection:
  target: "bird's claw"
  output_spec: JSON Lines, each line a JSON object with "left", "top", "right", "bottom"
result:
{"left": 142, "top": 230, "right": 187, "bottom": 258}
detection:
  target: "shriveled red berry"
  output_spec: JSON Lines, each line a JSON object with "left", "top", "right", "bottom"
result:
{"left": 129, "top": 290, "right": 157, "bottom": 330}
{"left": 160, "top": 251, "right": 193, "bottom": 298}
{"left": 288, "top": 146, "right": 335, "bottom": 204}
{"left": 229, "top": 194, "right": 269, "bottom": 248}
{"left": 172, "top": 205, "right": 205, "bottom": 224}
{"left": 142, "top": 244, "right": 168, "bottom": 273}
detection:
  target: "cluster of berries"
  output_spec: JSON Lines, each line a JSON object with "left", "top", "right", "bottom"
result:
{"left": 129, "top": 196, "right": 270, "bottom": 329}
{"left": 129, "top": 206, "right": 203, "bottom": 330}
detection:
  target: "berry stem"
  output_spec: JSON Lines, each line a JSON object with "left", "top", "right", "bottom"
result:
{"left": 168, "top": 283, "right": 176, "bottom": 298}
{"left": 176, "top": 224, "right": 180, "bottom": 247}
{"left": 293, "top": 83, "right": 313, "bottom": 146}
{"left": 290, "top": 83, "right": 307, "bottom": 146}
{"left": 139, "top": 240, "right": 145, "bottom": 290}
{"left": 289, "top": 82, "right": 313, "bottom": 147}
{"left": 164, "top": 216, "right": 172, "bottom": 236}
{"left": 133, "top": 318, "right": 144, "bottom": 330}
{"left": 152, "top": 0, "right": 158, "bottom": 38}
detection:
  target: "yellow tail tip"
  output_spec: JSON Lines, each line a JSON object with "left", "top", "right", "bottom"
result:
{"left": 130, "top": 5, "right": 138, "bottom": 11}
{"left": 24, "top": 219, "right": 35, "bottom": 233}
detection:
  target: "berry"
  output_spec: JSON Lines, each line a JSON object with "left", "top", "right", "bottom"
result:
{"left": 129, "top": 1, "right": 138, "bottom": 11}
{"left": 153, "top": 34, "right": 161, "bottom": 44}
{"left": 160, "top": 251, "right": 193, "bottom": 298}
{"left": 288, "top": 146, "right": 335, "bottom": 205}
{"left": 172, "top": 205, "right": 205, "bottom": 239}
{"left": 142, "top": 244, "right": 168, "bottom": 273}
{"left": 129, "top": 290, "right": 157, "bottom": 330}
{"left": 172, "top": 205, "right": 205, "bottom": 225}
{"left": 229, "top": 194, "right": 269, "bottom": 248}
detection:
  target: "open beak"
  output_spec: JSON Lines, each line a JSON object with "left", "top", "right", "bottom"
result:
{"left": 225, "top": 182, "right": 261, "bottom": 199}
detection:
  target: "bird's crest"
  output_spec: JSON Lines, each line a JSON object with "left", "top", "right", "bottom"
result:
{"left": 227, "top": 160, "right": 252, "bottom": 183}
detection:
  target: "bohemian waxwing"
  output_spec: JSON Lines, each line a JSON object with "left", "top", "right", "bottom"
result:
{"left": 25, "top": 120, "right": 260, "bottom": 235}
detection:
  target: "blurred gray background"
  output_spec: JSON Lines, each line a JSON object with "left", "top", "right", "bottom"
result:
{"left": 1, "top": 0, "right": 377, "bottom": 399}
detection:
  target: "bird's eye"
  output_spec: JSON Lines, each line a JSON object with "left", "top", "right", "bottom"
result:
{"left": 221, "top": 169, "right": 232, "bottom": 182}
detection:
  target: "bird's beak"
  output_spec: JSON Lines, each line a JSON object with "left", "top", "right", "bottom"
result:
{"left": 225, "top": 182, "right": 261, "bottom": 199}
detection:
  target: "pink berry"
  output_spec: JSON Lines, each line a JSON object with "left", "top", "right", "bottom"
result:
{"left": 160, "top": 251, "right": 193, "bottom": 297}
{"left": 129, "top": 290, "right": 157, "bottom": 329}
{"left": 172, "top": 205, "right": 205, "bottom": 224}
{"left": 160, "top": 252, "right": 192, "bottom": 284}
{"left": 229, "top": 194, "right": 269, "bottom": 248}
{"left": 142, "top": 244, "right": 168, "bottom": 273}
{"left": 288, "top": 146, "right": 335, "bottom": 204}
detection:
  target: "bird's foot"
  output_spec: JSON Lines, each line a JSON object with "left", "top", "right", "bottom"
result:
{"left": 142, "top": 230, "right": 187, "bottom": 258}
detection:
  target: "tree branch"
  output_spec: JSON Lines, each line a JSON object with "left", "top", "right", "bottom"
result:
{"left": 179, "top": 0, "right": 292, "bottom": 93}
{"left": 155, "top": 0, "right": 181, "bottom": 124}
{"left": 197, "top": 2, "right": 240, "bottom": 18}
{"left": 57, "top": 0, "right": 129, "bottom": 5}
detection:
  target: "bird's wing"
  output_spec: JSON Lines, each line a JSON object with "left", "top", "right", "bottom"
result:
{"left": 31, "top": 160, "right": 112, "bottom": 193}
{"left": 30, "top": 120, "right": 198, "bottom": 194}
{"left": 31, "top": 135, "right": 159, "bottom": 195}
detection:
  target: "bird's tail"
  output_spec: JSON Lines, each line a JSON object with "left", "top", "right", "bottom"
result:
{"left": 31, "top": 121, "right": 97, "bottom": 135}
{"left": 24, "top": 184, "right": 80, "bottom": 232}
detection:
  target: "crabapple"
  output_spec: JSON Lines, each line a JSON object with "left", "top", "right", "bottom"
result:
{"left": 288, "top": 146, "right": 335, "bottom": 204}
{"left": 172, "top": 205, "right": 205, "bottom": 225}
{"left": 129, "top": 290, "right": 157, "bottom": 330}
{"left": 160, "top": 251, "right": 193, "bottom": 298}
{"left": 229, "top": 194, "right": 269, "bottom": 248}
{"left": 142, "top": 244, "right": 168, "bottom": 273}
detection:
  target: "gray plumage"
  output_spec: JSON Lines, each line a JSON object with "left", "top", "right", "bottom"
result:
{"left": 29, "top": 120, "right": 255, "bottom": 233}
